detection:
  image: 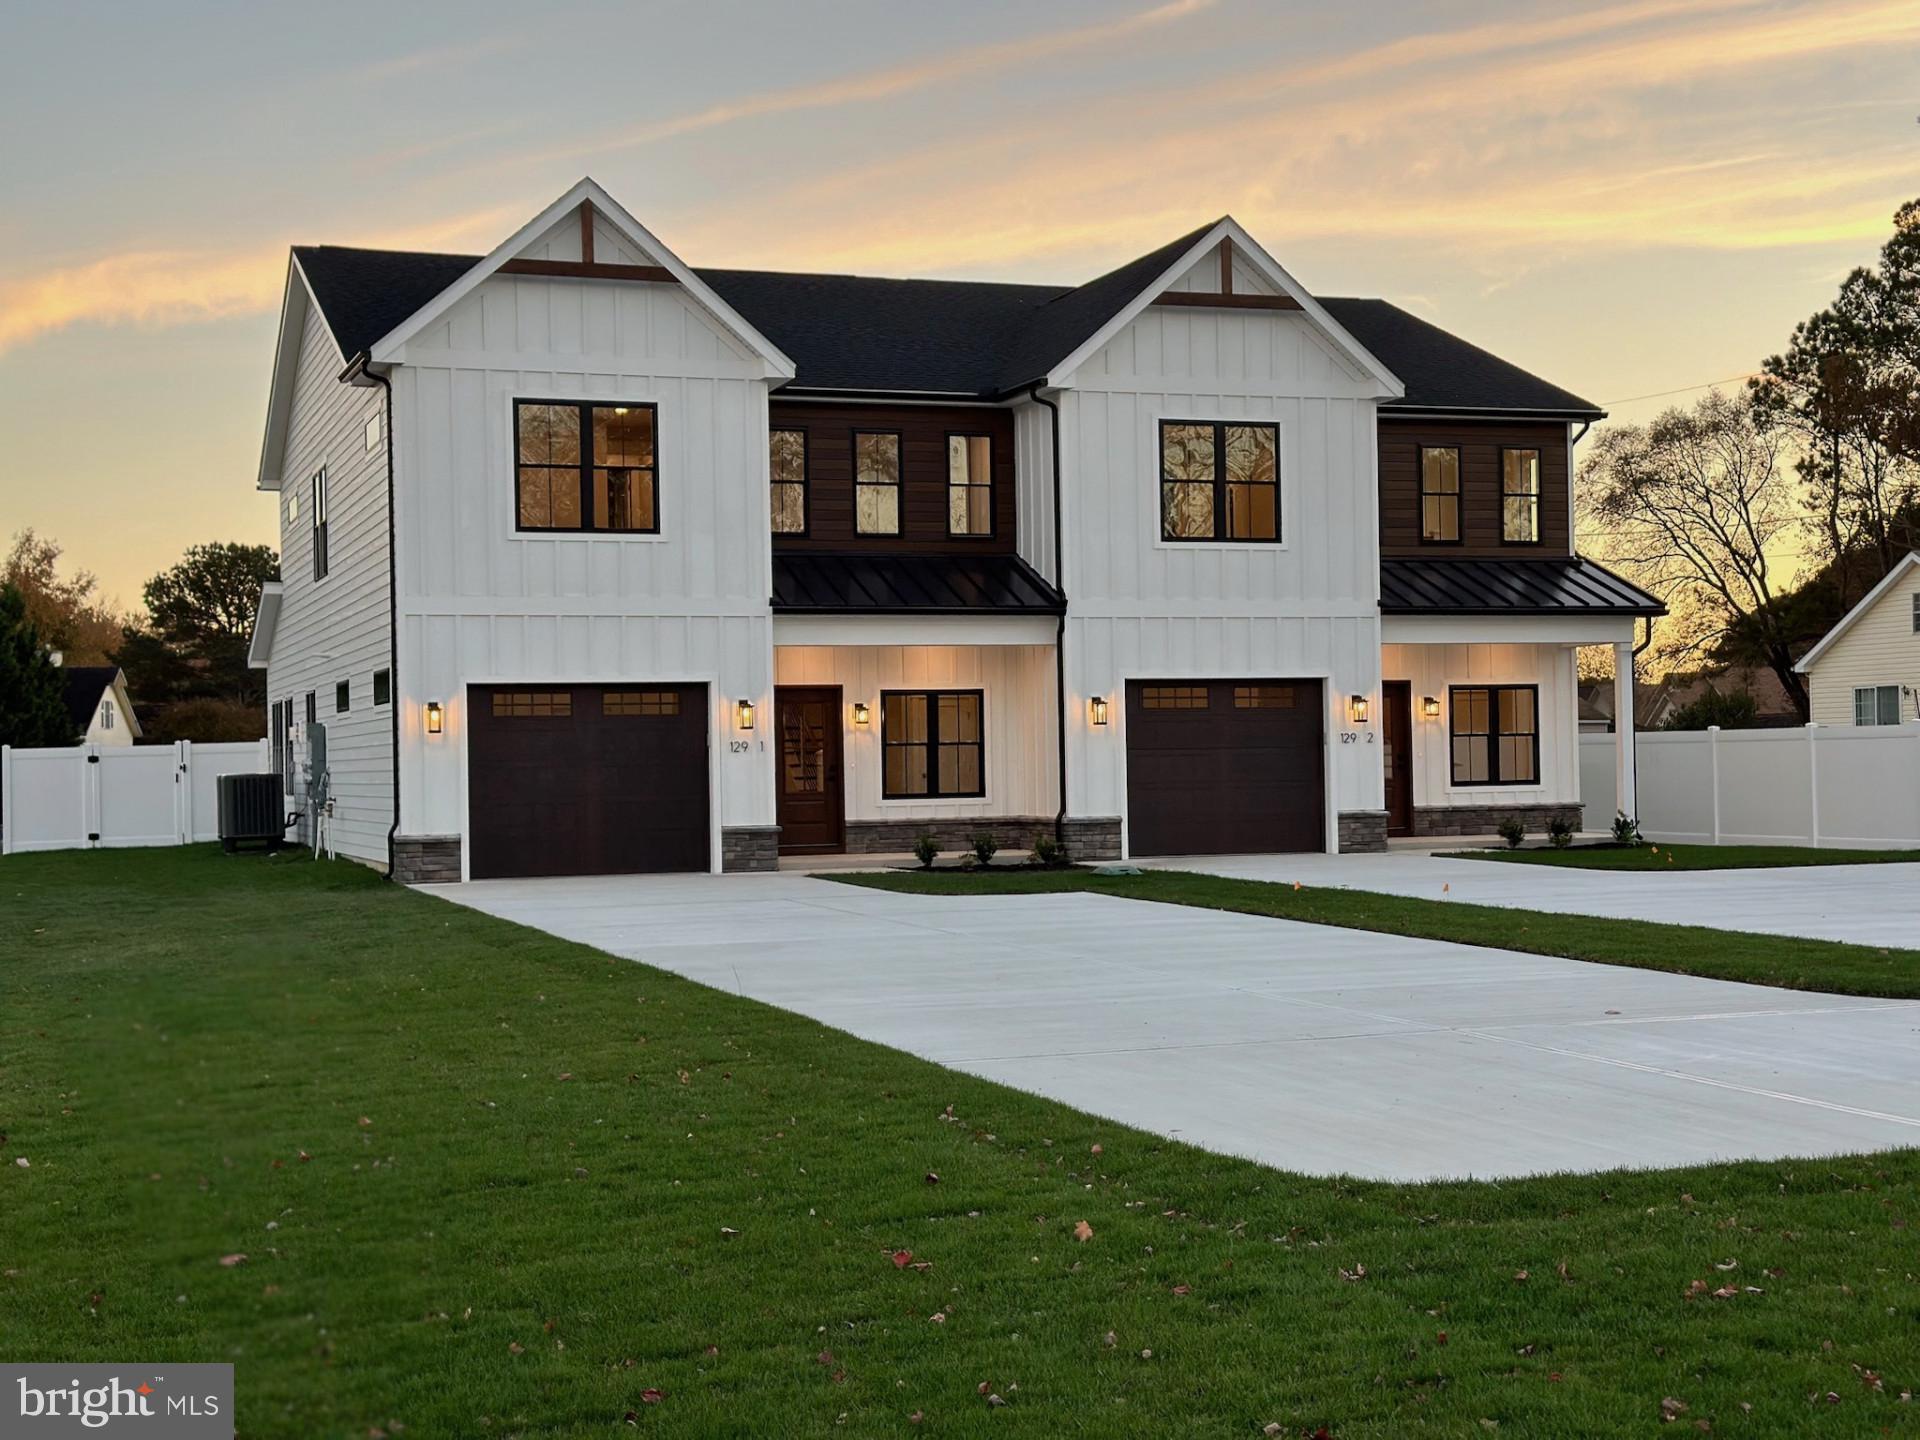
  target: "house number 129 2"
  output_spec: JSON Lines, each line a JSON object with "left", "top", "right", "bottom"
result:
{"left": 1338, "top": 731, "right": 1375, "bottom": 744}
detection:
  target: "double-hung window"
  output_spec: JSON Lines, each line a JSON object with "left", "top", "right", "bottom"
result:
{"left": 770, "top": 428, "right": 807, "bottom": 535}
{"left": 1160, "top": 420, "right": 1279, "bottom": 541}
{"left": 881, "top": 690, "right": 984, "bottom": 799}
{"left": 1854, "top": 685, "right": 1902, "bottom": 726}
{"left": 1420, "top": 447, "right": 1461, "bottom": 543}
{"left": 854, "top": 431, "right": 901, "bottom": 536}
{"left": 947, "top": 434, "right": 992, "bottom": 536}
{"left": 1449, "top": 685, "right": 1538, "bottom": 786}
{"left": 311, "top": 468, "right": 330, "bottom": 580}
{"left": 1501, "top": 448, "right": 1540, "bottom": 544}
{"left": 514, "top": 400, "right": 658, "bottom": 533}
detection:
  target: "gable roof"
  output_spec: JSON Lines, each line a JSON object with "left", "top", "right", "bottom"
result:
{"left": 1794, "top": 551, "right": 1920, "bottom": 673}
{"left": 286, "top": 224, "right": 1602, "bottom": 413}
{"left": 62, "top": 666, "right": 131, "bottom": 734}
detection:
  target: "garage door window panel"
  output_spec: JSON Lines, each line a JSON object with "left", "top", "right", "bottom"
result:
{"left": 882, "top": 690, "right": 983, "bottom": 799}
{"left": 1449, "top": 685, "right": 1538, "bottom": 786}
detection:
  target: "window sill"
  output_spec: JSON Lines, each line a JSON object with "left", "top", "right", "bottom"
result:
{"left": 509, "top": 529, "right": 671, "bottom": 543}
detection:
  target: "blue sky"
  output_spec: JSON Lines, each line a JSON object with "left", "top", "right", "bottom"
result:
{"left": 2, "top": 0, "right": 1915, "bottom": 604}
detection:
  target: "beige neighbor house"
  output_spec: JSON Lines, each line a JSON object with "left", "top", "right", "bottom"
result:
{"left": 1795, "top": 552, "right": 1920, "bottom": 726}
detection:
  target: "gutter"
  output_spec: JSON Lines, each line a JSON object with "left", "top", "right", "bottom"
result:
{"left": 1028, "top": 384, "right": 1069, "bottom": 846}
{"left": 341, "top": 350, "right": 402, "bottom": 878}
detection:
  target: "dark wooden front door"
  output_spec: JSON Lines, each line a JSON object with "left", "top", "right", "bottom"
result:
{"left": 1124, "top": 679, "right": 1325, "bottom": 857}
{"left": 775, "top": 687, "right": 844, "bottom": 853}
{"left": 467, "top": 683, "right": 710, "bottom": 879}
{"left": 1383, "top": 680, "right": 1413, "bottom": 837}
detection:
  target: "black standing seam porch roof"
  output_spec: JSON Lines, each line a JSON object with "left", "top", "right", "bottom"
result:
{"left": 772, "top": 553, "right": 1065, "bottom": 614}
{"left": 1379, "top": 557, "right": 1664, "bottom": 616}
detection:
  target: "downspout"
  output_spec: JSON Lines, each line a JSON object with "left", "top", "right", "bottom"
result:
{"left": 1028, "top": 384, "right": 1068, "bottom": 845}
{"left": 344, "top": 352, "right": 401, "bottom": 877}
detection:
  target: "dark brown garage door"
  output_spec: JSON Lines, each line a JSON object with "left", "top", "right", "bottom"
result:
{"left": 468, "top": 684, "right": 709, "bottom": 879}
{"left": 1125, "top": 679, "right": 1324, "bottom": 857}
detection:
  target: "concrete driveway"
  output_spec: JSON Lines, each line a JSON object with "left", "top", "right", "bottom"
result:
{"left": 425, "top": 871, "right": 1920, "bottom": 1181}
{"left": 1147, "top": 850, "right": 1920, "bottom": 948}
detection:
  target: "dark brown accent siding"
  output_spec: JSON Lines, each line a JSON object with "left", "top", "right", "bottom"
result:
{"left": 770, "top": 401, "right": 1016, "bottom": 554}
{"left": 1378, "top": 418, "right": 1571, "bottom": 557}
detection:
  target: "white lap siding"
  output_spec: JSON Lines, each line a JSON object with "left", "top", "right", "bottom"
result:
{"left": 265, "top": 303, "right": 394, "bottom": 867}
{"left": 1382, "top": 642, "right": 1580, "bottom": 809}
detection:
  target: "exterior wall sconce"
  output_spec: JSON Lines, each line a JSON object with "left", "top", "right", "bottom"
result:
{"left": 1349, "top": 694, "right": 1370, "bottom": 724}
{"left": 735, "top": 698, "right": 756, "bottom": 731}
{"left": 1422, "top": 695, "right": 1441, "bottom": 719}
{"left": 851, "top": 701, "right": 871, "bottom": 728}
{"left": 425, "top": 700, "right": 444, "bottom": 735}
{"left": 1089, "top": 695, "right": 1110, "bottom": 726}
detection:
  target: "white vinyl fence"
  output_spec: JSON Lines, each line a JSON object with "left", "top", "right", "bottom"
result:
{"left": 1580, "top": 725, "right": 1920, "bottom": 849}
{"left": 1, "top": 740, "right": 272, "bottom": 855}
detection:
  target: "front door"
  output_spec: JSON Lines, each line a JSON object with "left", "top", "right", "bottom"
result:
{"left": 1383, "top": 680, "right": 1413, "bottom": 837}
{"left": 775, "top": 687, "right": 844, "bottom": 853}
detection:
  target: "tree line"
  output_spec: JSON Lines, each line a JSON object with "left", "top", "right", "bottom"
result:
{"left": 1582, "top": 200, "right": 1920, "bottom": 721}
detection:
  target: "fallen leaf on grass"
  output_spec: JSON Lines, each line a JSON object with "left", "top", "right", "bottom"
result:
{"left": 218, "top": 1254, "right": 247, "bottom": 1267}
{"left": 1171, "top": 1284, "right": 1191, "bottom": 1296}
{"left": 1073, "top": 1220, "right": 1093, "bottom": 1243}
{"left": 1339, "top": 1264, "right": 1367, "bottom": 1283}
{"left": 1660, "top": 1396, "right": 1688, "bottom": 1422}
{"left": 639, "top": 1389, "right": 663, "bottom": 1404}
{"left": 891, "top": 1250, "right": 913, "bottom": 1268}
{"left": 1513, "top": 1269, "right": 1530, "bottom": 1283}
{"left": 508, "top": 1342, "right": 524, "bottom": 1355}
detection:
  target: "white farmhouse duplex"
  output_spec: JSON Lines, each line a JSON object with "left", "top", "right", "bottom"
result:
{"left": 249, "top": 179, "right": 1659, "bottom": 881}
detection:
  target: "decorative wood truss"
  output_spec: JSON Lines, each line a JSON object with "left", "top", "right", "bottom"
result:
{"left": 497, "top": 201, "right": 675, "bottom": 283}
{"left": 1150, "top": 239, "right": 1302, "bottom": 311}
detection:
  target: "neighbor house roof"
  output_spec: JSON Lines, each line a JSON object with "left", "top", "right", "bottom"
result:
{"left": 289, "top": 235, "right": 1601, "bottom": 414}
{"left": 1379, "top": 557, "right": 1663, "bottom": 616}
{"left": 771, "top": 553, "right": 1065, "bottom": 614}
{"left": 1794, "top": 551, "right": 1920, "bottom": 673}
{"left": 62, "top": 666, "right": 133, "bottom": 735}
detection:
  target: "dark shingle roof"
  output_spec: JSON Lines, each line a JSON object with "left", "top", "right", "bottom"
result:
{"left": 772, "top": 553, "right": 1065, "bottom": 614}
{"left": 62, "top": 666, "right": 119, "bottom": 731}
{"left": 1379, "top": 557, "right": 1662, "bottom": 616}
{"left": 291, "top": 233, "right": 1601, "bottom": 414}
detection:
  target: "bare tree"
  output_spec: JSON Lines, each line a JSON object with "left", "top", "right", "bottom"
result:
{"left": 1580, "top": 392, "right": 1808, "bottom": 718}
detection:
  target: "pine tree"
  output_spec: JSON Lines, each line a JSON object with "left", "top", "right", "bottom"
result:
{"left": 0, "top": 582, "right": 76, "bottom": 748}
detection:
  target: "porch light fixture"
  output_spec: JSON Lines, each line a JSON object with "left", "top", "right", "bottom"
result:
{"left": 735, "top": 698, "right": 756, "bottom": 731}
{"left": 1422, "top": 695, "right": 1441, "bottom": 719}
{"left": 851, "top": 700, "right": 871, "bottom": 728}
{"left": 1089, "top": 695, "right": 1110, "bottom": 726}
{"left": 425, "top": 700, "right": 444, "bottom": 735}
{"left": 1349, "top": 693, "right": 1370, "bottom": 724}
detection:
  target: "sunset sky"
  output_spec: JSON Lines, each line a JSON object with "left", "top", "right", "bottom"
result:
{"left": 2, "top": 0, "right": 1915, "bottom": 607}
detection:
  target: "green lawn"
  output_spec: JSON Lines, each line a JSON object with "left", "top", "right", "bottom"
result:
{"left": 2, "top": 847, "right": 1916, "bottom": 1438}
{"left": 1445, "top": 842, "right": 1920, "bottom": 872}
{"left": 839, "top": 867, "right": 1920, "bottom": 1000}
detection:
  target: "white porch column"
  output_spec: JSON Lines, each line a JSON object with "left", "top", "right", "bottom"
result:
{"left": 1612, "top": 640, "right": 1636, "bottom": 823}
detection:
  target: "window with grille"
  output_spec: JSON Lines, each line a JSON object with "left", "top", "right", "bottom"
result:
{"left": 1449, "top": 685, "right": 1538, "bottom": 785}
{"left": 881, "top": 690, "right": 983, "bottom": 798}
{"left": 604, "top": 691, "right": 680, "bottom": 716}
{"left": 1141, "top": 686, "right": 1209, "bottom": 709}
{"left": 491, "top": 691, "right": 573, "bottom": 718}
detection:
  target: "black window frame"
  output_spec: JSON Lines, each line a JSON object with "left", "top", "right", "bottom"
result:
{"left": 335, "top": 680, "right": 350, "bottom": 714}
{"left": 770, "top": 425, "right": 809, "bottom": 537}
{"left": 1158, "top": 419, "right": 1281, "bottom": 544}
{"left": 512, "top": 399, "right": 661, "bottom": 535}
{"left": 304, "top": 691, "right": 316, "bottom": 725}
{"left": 1500, "top": 447, "right": 1542, "bottom": 546}
{"left": 853, "top": 429, "right": 903, "bottom": 537}
{"left": 311, "top": 468, "right": 330, "bottom": 580}
{"left": 1419, "top": 446, "right": 1462, "bottom": 546}
{"left": 372, "top": 669, "right": 391, "bottom": 706}
{"left": 1448, "top": 684, "right": 1540, "bottom": 787}
{"left": 880, "top": 688, "right": 985, "bottom": 800}
{"left": 945, "top": 431, "right": 995, "bottom": 539}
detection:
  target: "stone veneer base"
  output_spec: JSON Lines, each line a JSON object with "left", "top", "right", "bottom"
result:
{"left": 392, "top": 835, "right": 461, "bottom": 885}
{"left": 1411, "top": 803, "right": 1583, "bottom": 839}
{"left": 721, "top": 826, "right": 781, "bottom": 873}
{"left": 1337, "top": 810, "right": 1390, "bottom": 853}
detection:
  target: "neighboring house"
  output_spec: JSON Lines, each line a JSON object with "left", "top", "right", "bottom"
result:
{"left": 1795, "top": 551, "right": 1920, "bottom": 726}
{"left": 247, "top": 178, "right": 1660, "bottom": 882}
{"left": 1578, "top": 678, "right": 1677, "bottom": 734}
{"left": 1579, "top": 665, "right": 1800, "bottom": 732}
{"left": 62, "top": 665, "right": 141, "bottom": 746}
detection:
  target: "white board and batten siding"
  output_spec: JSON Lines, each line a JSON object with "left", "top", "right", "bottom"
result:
{"left": 1054, "top": 303, "right": 1387, "bottom": 843}
{"left": 1382, "top": 642, "right": 1582, "bottom": 809}
{"left": 265, "top": 300, "right": 395, "bottom": 867}
{"left": 389, "top": 261, "right": 782, "bottom": 868}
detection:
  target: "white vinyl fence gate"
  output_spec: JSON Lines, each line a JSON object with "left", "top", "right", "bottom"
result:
{"left": 1580, "top": 724, "right": 1920, "bottom": 849}
{"left": 1, "top": 741, "right": 272, "bottom": 855}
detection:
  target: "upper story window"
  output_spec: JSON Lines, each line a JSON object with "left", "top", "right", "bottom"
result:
{"left": 854, "top": 431, "right": 901, "bottom": 536}
{"left": 1450, "top": 685, "right": 1537, "bottom": 786}
{"left": 1420, "top": 447, "right": 1460, "bottom": 544}
{"left": 335, "top": 680, "right": 350, "bottom": 713}
{"left": 948, "top": 435, "right": 992, "bottom": 537}
{"left": 771, "top": 428, "right": 807, "bottom": 535}
{"left": 514, "top": 400, "right": 658, "bottom": 533}
{"left": 1911, "top": 594, "right": 1919, "bottom": 633}
{"left": 1159, "top": 421, "right": 1279, "bottom": 542}
{"left": 1855, "top": 685, "right": 1901, "bottom": 726}
{"left": 311, "top": 469, "right": 330, "bottom": 580}
{"left": 99, "top": 698, "right": 115, "bottom": 731}
{"left": 1502, "top": 449, "right": 1541, "bottom": 544}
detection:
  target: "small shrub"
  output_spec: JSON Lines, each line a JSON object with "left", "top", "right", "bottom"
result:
{"left": 1497, "top": 815, "right": 1527, "bottom": 849}
{"left": 912, "top": 832, "right": 939, "bottom": 869}
{"left": 1610, "top": 811, "right": 1642, "bottom": 847}
{"left": 1547, "top": 814, "right": 1576, "bottom": 849}
{"left": 972, "top": 832, "right": 1000, "bottom": 866}
{"left": 1032, "top": 834, "right": 1067, "bottom": 868}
